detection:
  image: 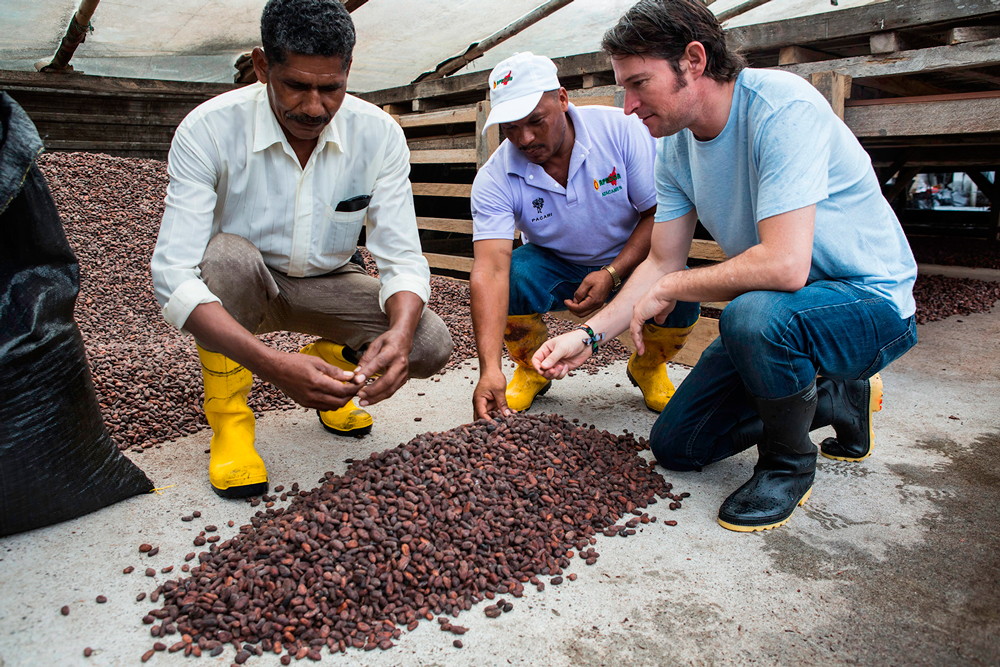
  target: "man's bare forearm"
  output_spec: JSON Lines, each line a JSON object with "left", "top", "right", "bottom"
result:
{"left": 383, "top": 291, "right": 424, "bottom": 345}
{"left": 183, "top": 302, "right": 278, "bottom": 374}
{"left": 470, "top": 242, "right": 513, "bottom": 372}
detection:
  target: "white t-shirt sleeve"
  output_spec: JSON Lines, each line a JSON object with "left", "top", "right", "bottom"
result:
{"left": 623, "top": 116, "right": 658, "bottom": 213}
{"left": 753, "top": 99, "right": 831, "bottom": 222}
{"left": 653, "top": 140, "right": 695, "bottom": 223}
{"left": 471, "top": 164, "right": 517, "bottom": 242}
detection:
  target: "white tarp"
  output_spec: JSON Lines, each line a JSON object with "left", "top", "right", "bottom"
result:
{"left": 0, "top": 0, "right": 880, "bottom": 91}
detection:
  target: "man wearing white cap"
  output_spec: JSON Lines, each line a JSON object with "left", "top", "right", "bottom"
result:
{"left": 470, "top": 52, "right": 700, "bottom": 420}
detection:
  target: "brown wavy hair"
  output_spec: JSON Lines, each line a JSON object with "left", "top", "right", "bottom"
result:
{"left": 602, "top": 0, "right": 745, "bottom": 83}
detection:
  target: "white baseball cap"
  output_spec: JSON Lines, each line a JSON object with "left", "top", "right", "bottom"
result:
{"left": 483, "top": 52, "right": 561, "bottom": 132}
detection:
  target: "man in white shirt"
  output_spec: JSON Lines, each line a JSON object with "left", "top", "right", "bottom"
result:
{"left": 470, "top": 52, "right": 700, "bottom": 421}
{"left": 150, "top": 0, "right": 453, "bottom": 498}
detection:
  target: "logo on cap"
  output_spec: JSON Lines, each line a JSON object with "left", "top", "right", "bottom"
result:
{"left": 493, "top": 71, "right": 514, "bottom": 89}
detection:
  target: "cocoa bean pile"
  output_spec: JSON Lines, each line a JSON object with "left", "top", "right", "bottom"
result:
{"left": 913, "top": 273, "right": 1000, "bottom": 324}
{"left": 141, "top": 413, "right": 676, "bottom": 659}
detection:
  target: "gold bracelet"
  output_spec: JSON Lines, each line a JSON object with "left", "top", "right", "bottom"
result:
{"left": 602, "top": 264, "right": 622, "bottom": 292}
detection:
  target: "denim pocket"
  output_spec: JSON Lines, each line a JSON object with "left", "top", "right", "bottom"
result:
{"left": 861, "top": 316, "right": 917, "bottom": 378}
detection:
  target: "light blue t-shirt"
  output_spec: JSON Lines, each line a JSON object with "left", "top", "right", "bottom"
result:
{"left": 655, "top": 68, "right": 917, "bottom": 318}
{"left": 472, "top": 103, "right": 658, "bottom": 266}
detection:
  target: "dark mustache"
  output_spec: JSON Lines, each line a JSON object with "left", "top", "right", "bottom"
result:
{"left": 286, "top": 112, "right": 330, "bottom": 125}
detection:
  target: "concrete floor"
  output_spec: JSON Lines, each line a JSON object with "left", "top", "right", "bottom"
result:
{"left": 1, "top": 308, "right": 998, "bottom": 667}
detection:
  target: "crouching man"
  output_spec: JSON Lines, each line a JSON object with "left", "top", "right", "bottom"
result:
{"left": 470, "top": 52, "right": 700, "bottom": 420}
{"left": 150, "top": 0, "right": 453, "bottom": 498}
{"left": 535, "top": 0, "right": 917, "bottom": 532}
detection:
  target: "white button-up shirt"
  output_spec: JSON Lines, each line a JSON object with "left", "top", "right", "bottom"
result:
{"left": 151, "top": 83, "right": 430, "bottom": 330}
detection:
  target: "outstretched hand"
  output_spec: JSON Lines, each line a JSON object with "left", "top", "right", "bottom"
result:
{"left": 531, "top": 331, "right": 593, "bottom": 380}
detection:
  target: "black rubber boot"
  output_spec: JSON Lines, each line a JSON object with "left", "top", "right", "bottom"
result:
{"left": 717, "top": 374, "right": 883, "bottom": 463}
{"left": 718, "top": 381, "right": 818, "bottom": 532}
{"left": 817, "top": 374, "right": 883, "bottom": 462}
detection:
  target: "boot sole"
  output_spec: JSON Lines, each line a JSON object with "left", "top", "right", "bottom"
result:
{"left": 317, "top": 411, "right": 373, "bottom": 438}
{"left": 212, "top": 481, "right": 269, "bottom": 499}
{"left": 717, "top": 487, "right": 813, "bottom": 533}
{"left": 626, "top": 367, "right": 663, "bottom": 414}
{"left": 820, "top": 374, "right": 883, "bottom": 463}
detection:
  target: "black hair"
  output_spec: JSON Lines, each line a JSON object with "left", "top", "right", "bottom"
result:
{"left": 261, "top": 0, "right": 355, "bottom": 67}
{"left": 603, "top": 0, "right": 745, "bottom": 83}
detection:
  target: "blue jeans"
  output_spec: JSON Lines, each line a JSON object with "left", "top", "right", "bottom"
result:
{"left": 509, "top": 243, "right": 701, "bottom": 328}
{"left": 650, "top": 280, "right": 917, "bottom": 471}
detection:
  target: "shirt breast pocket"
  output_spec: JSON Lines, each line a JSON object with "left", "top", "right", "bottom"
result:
{"left": 325, "top": 204, "right": 368, "bottom": 255}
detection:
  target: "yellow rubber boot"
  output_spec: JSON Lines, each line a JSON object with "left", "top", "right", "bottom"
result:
{"left": 627, "top": 320, "right": 699, "bottom": 413}
{"left": 196, "top": 344, "right": 268, "bottom": 499}
{"left": 503, "top": 314, "right": 552, "bottom": 412}
{"left": 299, "top": 341, "right": 373, "bottom": 437}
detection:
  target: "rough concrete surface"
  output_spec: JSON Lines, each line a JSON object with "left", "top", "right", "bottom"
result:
{"left": 1, "top": 308, "right": 998, "bottom": 667}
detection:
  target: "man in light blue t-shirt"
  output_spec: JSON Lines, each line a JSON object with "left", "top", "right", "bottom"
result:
{"left": 470, "top": 52, "right": 700, "bottom": 421}
{"left": 535, "top": 0, "right": 917, "bottom": 533}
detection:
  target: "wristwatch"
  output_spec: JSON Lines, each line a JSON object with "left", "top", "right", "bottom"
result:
{"left": 601, "top": 264, "right": 622, "bottom": 292}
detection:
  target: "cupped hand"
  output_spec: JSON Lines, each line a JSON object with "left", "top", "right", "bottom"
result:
{"left": 473, "top": 367, "right": 512, "bottom": 420}
{"left": 355, "top": 329, "right": 413, "bottom": 407}
{"left": 563, "top": 270, "right": 612, "bottom": 318}
{"left": 261, "top": 351, "right": 361, "bottom": 411}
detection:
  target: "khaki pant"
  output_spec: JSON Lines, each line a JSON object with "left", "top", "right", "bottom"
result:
{"left": 199, "top": 233, "right": 453, "bottom": 377}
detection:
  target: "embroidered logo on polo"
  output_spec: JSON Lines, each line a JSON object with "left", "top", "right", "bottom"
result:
{"left": 593, "top": 167, "right": 623, "bottom": 197}
{"left": 493, "top": 71, "right": 513, "bottom": 89}
{"left": 532, "top": 197, "right": 545, "bottom": 214}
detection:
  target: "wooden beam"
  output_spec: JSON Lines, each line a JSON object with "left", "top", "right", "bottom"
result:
{"left": 424, "top": 253, "right": 474, "bottom": 272}
{"left": 417, "top": 217, "right": 474, "bottom": 234}
{"left": 411, "top": 183, "right": 473, "bottom": 198}
{"left": 342, "top": 0, "right": 369, "bottom": 11}
{"left": 778, "top": 45, "right": 834, "bottom": 65}
{"left": 690, "top": 239, "right": 727, "bottom": 262}
{"left": 409, "top": 149, "right": 478, "bottom": 164}
{"left": 948, "top": 25, "right": 1000, "bottom": 44}
{"left": 475, "top": 100, "right": 501, "bottom": 168}
{"left": 779, "top": 37, "right": 1000, "bottom": 81}
{"left": 845, "top": 92, "right": 1000, "bottom": 137}
{"left": 882, "top": 165, "right": 923, "bottom": 202}
{"left": 870, "top": 31, "right": 919, "bottom": 54}
{"left": 397, "top": 105, "right": 477, "bottom": 128}
{"left": 358, "top": 52, "right": 611, "bottom": 107}
{"left": 727, "top": 0, "right": 1000, "bottom": 53}
{"left": 414, "top": 0, "right": 577, "bottom": 82}
{"left": 966, "top": 171, "right": 998, "bottom": 201}
{"left": 36, "top": 0, "right": 100, "bottom": 73}
{"left": 808, "top": 71, "right": 851, "bottom": 119}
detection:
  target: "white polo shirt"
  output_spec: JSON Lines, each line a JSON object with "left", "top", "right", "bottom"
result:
{"left": 471, "top": 103, "right": 657, "bottom": 266}
{"left": 151, "top": 83, "right": 430, "bottom": 331}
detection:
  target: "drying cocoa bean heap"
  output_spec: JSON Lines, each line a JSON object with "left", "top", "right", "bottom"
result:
{"left": 142, "top": 413, "right": 676, "bottom": 659}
